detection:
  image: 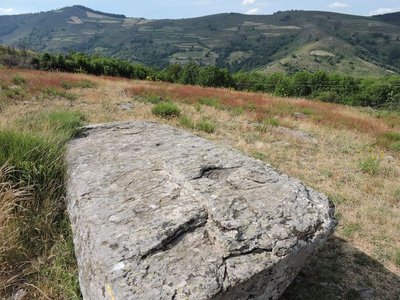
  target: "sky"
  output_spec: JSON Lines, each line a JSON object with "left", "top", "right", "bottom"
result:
{"left": 1, "top": 0, "right": 400, "bottom": 19}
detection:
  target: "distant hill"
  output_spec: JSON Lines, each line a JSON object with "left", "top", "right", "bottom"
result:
{"left": 1, "top": 5, "right": 400, "bottom": 76}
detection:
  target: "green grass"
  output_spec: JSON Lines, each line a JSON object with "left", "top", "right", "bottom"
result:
{"left": 343, "top": 223, "right": 361, "bottom": 237}
{"left": 61, "top": 79, "right": 96, "bottom": 89}
{"left": 43, "top": 87, "right": 78, "bottom": 101}
{"left": 0, "top": 110, "right": 85, "bottom": 298}
{"left": 12, "top": 75, "right": 26, "bottom": 85}
{"left": 1, "top": 86, "right": 25, "bottom": 98}
{"left": 179, "top": 115, "right": 195, "bottom": 129}
{"left": 394, "top": 249, "right": 400, "bottom": 267}
{"left": 394, "top": 189, "right": 400, "bottom": 204}
{"left": 264, "top": 117, "right": 280, "bottom": 127}
{"left": 300, "top": 108, "right": 315, "bottom": 116}
{"left": 229, "top": 106, "right": 244, "bottom": 116}
{"left": 143, "top": 94, "right": 164, "bottom": 104}
{"left": 252, "top": 151, "right": 268, "bottom": 161}
{"left": 152, "top": 102, "right": 181, "bottom": 118}
{"left": 198, "top": 97, "right": 220, "bottom": 108}
{"left": 36, "top": 219, "right": 81, "bottom": 299}
{"left": 197, "top": 118, "right": 216, "bottom": 133}
{"left": 255, "top": 117, "right": 280, "bottom": 133}
{"left": 377, "top": 131, "right": 400, "bottom": 151}
{"left": 359, "top": 156, "right": 380, "bottom": 175}
{"left": 20, "top": 111, "right": 86, "bottom": 141}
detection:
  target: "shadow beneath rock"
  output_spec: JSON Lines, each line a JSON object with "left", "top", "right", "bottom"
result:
{"left": 281, "top": 236, "right": 400, "bottom": 300}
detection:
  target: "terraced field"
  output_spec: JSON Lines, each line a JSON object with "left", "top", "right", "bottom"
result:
{"left": 1, "top": 6, "right": 400, "bottom": 75}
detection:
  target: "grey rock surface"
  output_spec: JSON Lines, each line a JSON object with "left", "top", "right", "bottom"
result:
{"left": 66, "top": 121, "right": 336, "bottom": 300}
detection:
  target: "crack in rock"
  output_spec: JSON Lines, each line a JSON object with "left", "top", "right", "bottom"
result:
{"left": 192, "top": 165, "right": 239, "bottom": 180}
{"left": 141, "top": 210, "right": 209, "bottom": 259}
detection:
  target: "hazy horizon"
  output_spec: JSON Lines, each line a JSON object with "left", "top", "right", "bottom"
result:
{"left": 1, "top": 0, "right": 400, "bottom": 19}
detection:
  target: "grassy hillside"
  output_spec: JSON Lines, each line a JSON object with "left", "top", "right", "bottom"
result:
{"left": 1, "top": 6, "right": 400, "bottom": 76}
{"left": 0, "top": 69, "right": 399, "bottom": 299}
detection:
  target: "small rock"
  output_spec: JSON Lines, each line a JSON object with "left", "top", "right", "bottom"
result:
{"left": 276, "top": 126, "right": 318, "bottom": 144}
{"left": 118, "top": 103, "right": 134, "bottom": 111}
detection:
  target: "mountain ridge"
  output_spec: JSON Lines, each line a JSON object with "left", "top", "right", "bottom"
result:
{"left": 1, "top": 5, "right": 399, "bottom": 76}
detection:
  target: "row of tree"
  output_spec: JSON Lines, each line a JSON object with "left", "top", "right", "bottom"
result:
{"left": 32, "top": 52, "right": 400, "bottom": 109}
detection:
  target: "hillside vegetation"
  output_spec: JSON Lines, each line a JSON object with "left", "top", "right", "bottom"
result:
{"left": 6, "top": 50, "right": 399, "bottom": 110}
{"left": 1, "top": 6, "right": 400, "bottom": 76}
{"left": 0, "top": 69, "right": 399, "bottom": 299}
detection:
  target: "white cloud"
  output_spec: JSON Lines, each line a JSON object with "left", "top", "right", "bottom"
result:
{"left": 242, "top": 0, "right": 256, "bottom": 6}
{"left": 0, "top": 7, "right": 15, "bottom": 15}
{"left": 328, "top": 2, "right": 350, "bottom": 9}
{"left": 245, "top": 8, "right": 261, "bottom": 14}
{"left": 369, "top": 7, "right": 400, "bottom": 16}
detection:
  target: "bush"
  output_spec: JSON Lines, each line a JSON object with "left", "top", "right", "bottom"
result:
{"left": 152, "top": 102, "right": 181, "bottom": 118}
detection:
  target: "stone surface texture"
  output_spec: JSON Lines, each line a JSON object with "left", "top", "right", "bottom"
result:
{"left": 66, "top": 121, "right": 336, "bottom": 300}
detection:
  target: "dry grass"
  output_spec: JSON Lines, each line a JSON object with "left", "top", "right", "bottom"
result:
{"left": 1, "top": 69, "right": 399, "bottom": 299}
{"left": 0, "top": 164, "right": 32, "bottom": 290}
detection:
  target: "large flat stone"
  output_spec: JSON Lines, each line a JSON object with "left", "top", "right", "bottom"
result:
{"left": 66, "top": 121, "right": 336, "bottom": 300}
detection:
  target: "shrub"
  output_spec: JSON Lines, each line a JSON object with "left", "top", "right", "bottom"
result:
{"left": 152, "top": 102, "right": 181, "bottom": 118}
{"left": 197, "top": 119, "right": 216, "bottom": 133}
